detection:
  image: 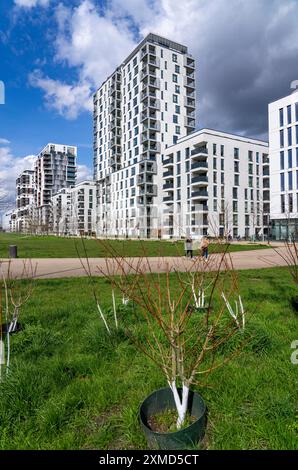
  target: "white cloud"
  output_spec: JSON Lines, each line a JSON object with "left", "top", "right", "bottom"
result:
{"left": 0, "top": 140, "right": 36, "bottom": 208}
{"left": 14, "top": 0, "right": 50, "bottom": 7}
{"left": 29, "top": 0, "right": 298, "bottom": 137}
{"left": 29, "top": 70, "right": 92, "bottom": 119}
{"left": 77, "top": 164, "right": 93, "bottom": 182}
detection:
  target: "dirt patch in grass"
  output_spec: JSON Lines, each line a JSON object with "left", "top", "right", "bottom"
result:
{"left": 147, "top": 409, "right": 196, "bottom": 433}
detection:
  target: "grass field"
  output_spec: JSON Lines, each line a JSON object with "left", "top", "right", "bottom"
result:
{"left": 0, "top": 232, "right": 270, "bottom": 258}
{"left": 0, "top": 267, "right": 297, "bottom": 450}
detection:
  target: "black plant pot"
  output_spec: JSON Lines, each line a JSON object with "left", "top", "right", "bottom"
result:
{"left": 139, "top": 387, "right": 207, "bottom": 450}
{"left": 291, "top": 295, "right": 298, "bottom": 313}
{"left": 1, "top": 322, "right": 22, "bottom": 335}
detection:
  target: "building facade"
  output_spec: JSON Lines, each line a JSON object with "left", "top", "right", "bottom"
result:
{"left": 51, "top": 181, "right": 97, "bottom": 237}
{"left": 269, "top": 90, "right": 298, "bottom": 239}
{"left": 93, "top": 33, "right": 196, "bottom": 238}
{"left": 157, "top": 129, "right": 269, "bottom": 239}
{"left": 14, "top": 169, "right": 35, "bottom": 232}
{"left": 34, "top": 143, "right": 77, "bottom": 232}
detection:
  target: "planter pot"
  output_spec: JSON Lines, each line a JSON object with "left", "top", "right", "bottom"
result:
{"left": 139, "top": 387, "right": 207, "bottom": 450}
{"left": 1, "top": 322, "right": 22, "bottom": 335}
{"left": 291, "top": 295, "right": 298, "bottom": 313}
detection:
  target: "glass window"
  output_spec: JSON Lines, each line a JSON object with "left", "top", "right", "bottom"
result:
{"left": 280, "top": 151, "right": 284, "bottom": 170}
{"left": 172, "top": 74, "right": 178, "bottom": 83}
{"left": 172, "top": 53, "right": 177, "bottom": 63}
{"left": 288, "top": 127, "right": 292, "bottom": 146}
{"left": 288, "top": 149, "right": 293, "bottom": 168}
{"left": 220, "top": 145, "right": 224, "bottom": 157}
{"left": 213, "top": 143, "right": 217, "bottom": 155}
{"left": 289, "top": 193, "right": 293, "bottom": 212}
{"left": 279, "top": 108, "right": 284, "bottom": 127}
{"left": 296, "top": 102, "right": 298, "bottom": 122}
{"left": 289, "top": 171, "right": 293, "bottom": 190}
{"left": 281, "top": 194, "right": 285, "bottom": 213}
{"left": 280, "top": 129, "right": 284, "bottom": 148}
{"left": 287, "top": 105, "right": 292, "bottom": 125}
{"left": 280, "top": 173, "right": 285, "bottom": 191}
{"left": 234, "top": 147, "right": 239, "bottom": 159}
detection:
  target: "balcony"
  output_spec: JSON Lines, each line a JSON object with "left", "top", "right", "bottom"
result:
{"left": 142, "top": 97, "right": 160, "bottom": 111}
{"left": 163, "top": 157, "right": 174, "bottom": 167}
{"left": 163, "top": 170, "right": 174, "bottom": 178}
{"left": 137, "top": 174, "right": 154, "bottom": 185}
{"left": 139, "top": 184, "right": 157, "bottom": 197}
{"left": 184, "top": 55, "right": 195, "bottom": 70}
{"left": 139, "top": 161, "right": 157, "bottom": 174}
{"left": 140, "top": 65, "right": 157, "bottom": 81}
{"left": 192, "top": 190, "right": 208, "bottom": 199}
{"left": 184, "top": 96, "right": 195, "bottom": 109}
{"left": 142, "top": 141, "right": 161, "bottom": 153}
{"left": 185, "top": 117, "right": 195, "bottom": 129}
{"left": 163, "top": 182, "right": 174, "bottom": 190}
{"left": 163, "top": 195, "right": 174, "bottom": 203}
{"left": 263, "top": 167, "right": 269, "bottom": 176}
{"left": 184, "top": 76, "right": 195, "bottom": 89}
{"left": 191, "top": 175, "right": 208, "bottom": 185}
{"left": 191, "top": 161, "right": 208, "bottom": 171}
{"left": 141, "top": 108, "right": 157, "bottom": 122}
{"left": 141, "top": 130, "right": 158, "bottom": 144}
{"left": 142, "top": 119, "right": 161, "bottom": 132}
{"left": 191, "top": 146, "right": 208, "bottom": 157}
{"left": 141, "top": 88, "right": 157, "bottom": 102}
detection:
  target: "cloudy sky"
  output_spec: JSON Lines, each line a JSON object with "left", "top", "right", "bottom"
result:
{"left": 1, "top": 0, "right": 298, "bottom": 211}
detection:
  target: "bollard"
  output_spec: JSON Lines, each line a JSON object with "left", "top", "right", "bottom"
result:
{"left": 9, "top": 245, "right": 18, "bottom": 258}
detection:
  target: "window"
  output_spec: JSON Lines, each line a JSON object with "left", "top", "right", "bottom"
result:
{"left": 234, "top": 174, "right": 239, "bottom": 186}
{"left": 281, "top": 194, "right": 285, "bottom": 213}
{"left": 175, "top": 105, "right": 180, "bottom": 114}
{"left": 175, "top": 126, "right": 181, "bottom": 135}
{"left": 234, "top": 147, "right": 239, "bottom": 159}
{"left": 221, "top": 159, "right": 224, "bottom": 170}
{"left": 173, "top": 94, "right": 178, "bottom": 103}
{"left": 233, "top": 187, "right": 238, "bottom": 199}
{"left": 289, "top": 171, "right": 293, "bottom": 190}
{"left": 213, "top": 143, "right": 217, "bottom": 155}
{"left": 288, "top": 127, "right": 292, "bottom": 146}
{"left": 289, "top": 193, "right": 293, "bottom": 212}
{"left": 280, "top": 129, "right": 284, "bottom": 148}
{"left": 234, "top": 161, "right": 239, "bottom": 173}
{"left": 172, "top": 74, "right": 178, "bottom": 83}
{"left": 288, "top": 149, "right": 293, "bottom": 168}
{"left": 213, "top": 172, "right": 217, "bottom": 183}
{"left": 172, "top": 53, "right": 177, "bottom": 62}
{"left": 296, "top": 102, "right": 298, "bottom": 122}
{"left": 220, "top": 145, "right": 224, "bottom": 157}
{"left": 280, "top": 173, "right": 285, "bottom": 191}
{"left": 213, "top": 157, "right": 217, "bottom": 169}
{"left": 287, "top": 105, "right": 292, "bottom": 125}
{"left": 173, "top": 115, "right": 178, "bottom": 124}
{"left": 175, "top": 65, "right": 180, "bottom": 73}
{"left": 280, "top": 151, "right": 284, "bottom": 170}
{"left": 279, "top": 108, "right": 284, "bottom": 127}
{"left": 248, "top": 150, "right": 253, "bottom": 162}
{"left": 296, "top": 125, "right": 298, "bottom": 145}
{"left": 175, "top": 85, "right": 180, "bottom": 94}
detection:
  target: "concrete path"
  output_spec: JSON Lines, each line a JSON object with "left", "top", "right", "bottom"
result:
{"left": 0, "top": 247, "right": 289, "bottom": 279}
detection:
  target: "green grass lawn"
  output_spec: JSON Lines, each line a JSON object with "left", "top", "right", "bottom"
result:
{"left": 0, "top": 267, "right": 297, "bottom": 450}
{"left": 0, "top": 232, "right": 270, "bottom": 258}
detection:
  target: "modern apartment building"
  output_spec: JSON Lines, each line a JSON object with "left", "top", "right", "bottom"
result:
{"left": 14, "top": 169, "right": 35, "bottom": 232}
{"left": 51, "top": 181, "right": 97, "bottom": 237}
{"left": 34, "top": 143, "right": 77, "bottom": 231}
{"left": 160, "top": 129, "right": 269, "bottom": 239}
{"left": 93, "top": 33, "right": 196, "bottom": 238}
{"left": 269, "top": 90, "right": 298, "bottom": 239}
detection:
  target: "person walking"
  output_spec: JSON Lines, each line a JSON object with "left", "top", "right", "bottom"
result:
{"left": 200, "top": 236, "right": 210, "bottom": 260}
{"left": 185, "top": 236, "right": 193, "bottom": 258}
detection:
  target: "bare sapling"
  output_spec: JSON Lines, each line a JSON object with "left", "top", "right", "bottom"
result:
{"left": 94, "top": 239, "right": 248, "bottom": 430}
{"left": 0, "top": 259, "right": 36, "bottom": 378}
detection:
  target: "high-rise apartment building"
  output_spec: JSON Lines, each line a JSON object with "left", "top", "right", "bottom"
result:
{"left": 34, "top": 143, "right": 77, "bottom": 231}
{"left": 51, "top": 181, "right": 97, "bottom": 237}
{"left": 159, "top": 129, "right": 269, "bottom": 239}
{"left": 14, "top": 169, "right": 35, "bottom": 232}
{"left": 93, "top": 33, "right": 196, "bottom": 238}
{"left": 269, "top": 90, "right": 298, "bottom": 239}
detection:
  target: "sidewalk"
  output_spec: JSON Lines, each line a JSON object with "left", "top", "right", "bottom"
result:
{"left": 0, "top": 247, "right": 288, "bottom": 279}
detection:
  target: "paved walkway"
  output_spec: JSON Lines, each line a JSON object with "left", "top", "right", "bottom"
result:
{"left": 0, "top": 247, "right": 289, "bottom": 279}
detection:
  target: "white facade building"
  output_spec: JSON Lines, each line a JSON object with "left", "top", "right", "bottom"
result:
{"left": 93, "top": 33, "right": 196, "bottom": 238}
{"left": 15, "top": 169, "right": 35, "bottom": 232}
{"left": 269, "top": 90, "right": 298, "bottom": 239}
{"left": 51, "top": 181, "right": 97, "bottom": 237}
{"left": 161, "top": 129, "right": 269, "bottom": 239}
{"left": 34, "top": 143, "right": 77, "bottom": 232}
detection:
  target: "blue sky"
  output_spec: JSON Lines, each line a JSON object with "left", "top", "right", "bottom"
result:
{"left": 1, "top": 0, "right": 298, "bottom": 210}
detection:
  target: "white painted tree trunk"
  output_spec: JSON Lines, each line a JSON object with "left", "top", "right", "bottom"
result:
{"left": 111, "top": 290, "right": 118, "bottom": 329}
{"left": 169, "top": 381, "right": 190, "bottom": 429}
